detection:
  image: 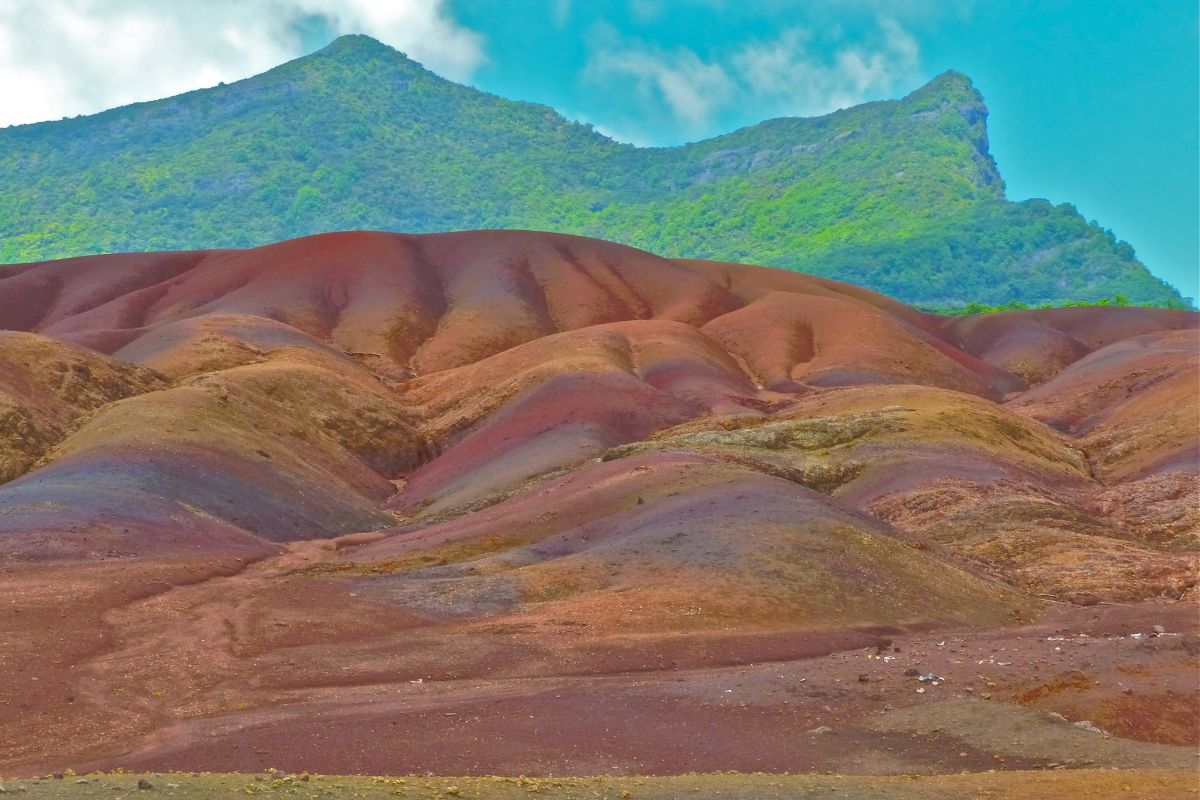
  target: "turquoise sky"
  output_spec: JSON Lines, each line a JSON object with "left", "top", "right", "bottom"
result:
{"left": 443, "top": 0, "right": 1198, "bottom": 301}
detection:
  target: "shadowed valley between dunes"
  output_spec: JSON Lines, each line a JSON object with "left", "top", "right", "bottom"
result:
{"left": 0, "top": 230, "right": 1196, "bottom": 788}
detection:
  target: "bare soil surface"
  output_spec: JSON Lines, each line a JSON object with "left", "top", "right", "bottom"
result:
{"left": 0, "top": 541, "right": 1194, "bottom": 778}
{"left": 0, "top": 231, "right": 1196, "bottom": 787}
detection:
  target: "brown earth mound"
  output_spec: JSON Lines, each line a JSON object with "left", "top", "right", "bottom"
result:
{"left": 0, "top": 230, "right": 1195, "bottom": 779}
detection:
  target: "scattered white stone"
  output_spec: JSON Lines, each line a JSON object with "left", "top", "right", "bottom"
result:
{"left": 1073, "top": 720, "right": 1109, "bottom": 736}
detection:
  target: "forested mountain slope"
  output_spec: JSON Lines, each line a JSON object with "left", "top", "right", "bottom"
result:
{"left": 0, "top": 35, "right": 1184, "bottom": 306}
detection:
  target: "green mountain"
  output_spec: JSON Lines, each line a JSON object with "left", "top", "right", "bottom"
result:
{"left": 0, "top": 34, "right": 1186, "bottom": 307}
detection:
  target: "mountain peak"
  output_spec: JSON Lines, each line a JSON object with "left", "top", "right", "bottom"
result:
{"left": 308, "top": 33, "right": 423, "bottom": 70}
{"left": 905, "top": 69, "right": 984, "bottom": 107}
{"left": 320, "top": 33, "right": 397, "bottom": 56}
{"left": 899, "top": 69, "right": 991, "bottom": 162}
{"left": 276, "top": 33, "right": 444, "bottom": 88}
{"left": 926, "top": 69, "right": 976, "bottom": 92}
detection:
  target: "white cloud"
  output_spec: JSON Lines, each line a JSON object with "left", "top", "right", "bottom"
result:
{"left": 587, "top": 44, "right": 734, "bottom": 130}
{"left": 733, "top": 18, "right": 920, "bottom": 117}
{"left": 584, "top": 16, "right": 922, "bottom": 142}
{"left": 0, "top": 0, "right": 486, "bottom": 127}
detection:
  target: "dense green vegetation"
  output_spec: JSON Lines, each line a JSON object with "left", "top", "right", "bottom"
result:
{"left": 920, "top": 295, "right": 1193, "bottom": 316}
{"left": 0, "top": 35, "right": 1188, "bottom": 307}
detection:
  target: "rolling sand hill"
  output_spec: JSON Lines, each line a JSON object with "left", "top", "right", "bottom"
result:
{"left": 0, "top": 230, "right": 1196, "bottom": 793}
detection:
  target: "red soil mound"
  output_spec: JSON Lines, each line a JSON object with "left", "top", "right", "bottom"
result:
{"left": 942, "top": 307, "right": 1197, "bottom": 385}
{"left": 0, "top": 229, "right": 1195, "bottom": 777}
{"left": 1009, "top": 330, "right": 1200, "bottom": 481}
{"left": 0, "top": 331, "right": 165, "bottom": 483}
{"left": 1, "top": 228, "right": 1192, "bottom": 575}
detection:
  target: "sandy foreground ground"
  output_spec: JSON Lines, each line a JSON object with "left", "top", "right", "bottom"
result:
{"left": 1, "top": 769, "right": 1196, "bottom": 799}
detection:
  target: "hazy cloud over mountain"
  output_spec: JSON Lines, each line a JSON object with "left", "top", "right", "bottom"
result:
{"left": 0, "top": 0, "right": 485, "bottom": 127}
{"left": 583, "top": 17, "right": 921, "bottom": 143}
